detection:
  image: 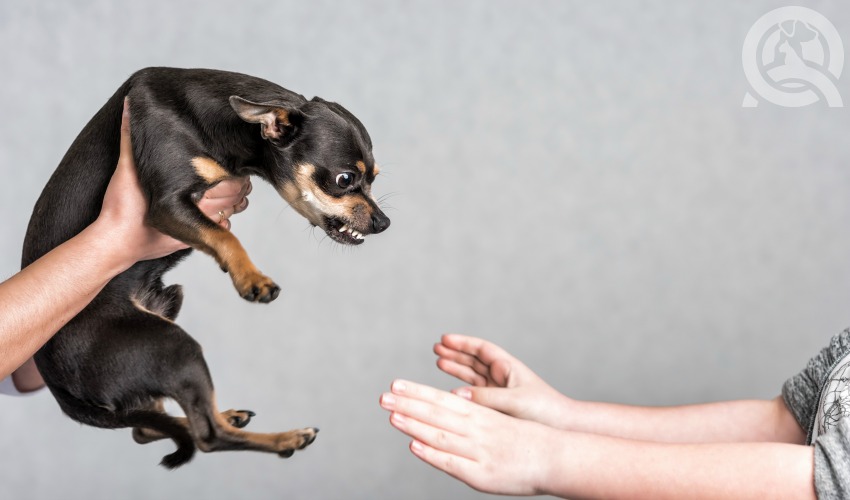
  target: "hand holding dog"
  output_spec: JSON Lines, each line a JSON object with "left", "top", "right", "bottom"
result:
{"left": 1, "top": 100, "right": 251, "bottom": 390}
{"left": 95, "top": 98, "right": 251, "bottom": 265}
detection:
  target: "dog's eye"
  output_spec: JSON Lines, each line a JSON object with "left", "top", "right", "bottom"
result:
{"left": 335, "top": 172, "right": 355, "bottom": 188}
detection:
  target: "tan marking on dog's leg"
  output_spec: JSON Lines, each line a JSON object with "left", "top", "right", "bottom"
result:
{"left": 193, "top": 400, "right": 317, "bottom": 455}
{"left": 197, "top": 226, "right": 279, "bottom": 302}
{"left": 191, "top": 157, "right": 230, "bottom": 184}
{"left": 133, "top": 400, "right": 254, "bottom": 444}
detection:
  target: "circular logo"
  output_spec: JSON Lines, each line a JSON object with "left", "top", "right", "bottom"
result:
{"left": 742, "top": 6, "right": 843, "bottom": 107}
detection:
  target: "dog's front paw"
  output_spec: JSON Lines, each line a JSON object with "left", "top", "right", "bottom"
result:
{"left": 234, "top": 272, "right": 281, "bottom": 303}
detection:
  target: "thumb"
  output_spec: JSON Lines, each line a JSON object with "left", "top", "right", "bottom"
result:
{"left": 454, "top": 386, "right": 520, "bottom": 415}
{"left": 119, "top": 97, "right": 133, "bottom": 162}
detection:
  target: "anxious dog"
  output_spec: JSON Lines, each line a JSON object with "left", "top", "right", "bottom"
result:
{"left": 21, "top": 67, "right": 390, "bottom": 468}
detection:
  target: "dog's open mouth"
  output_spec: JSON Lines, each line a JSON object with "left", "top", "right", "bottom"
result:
{"left": 324, "top": 217, "right": 366, "bottom": 246}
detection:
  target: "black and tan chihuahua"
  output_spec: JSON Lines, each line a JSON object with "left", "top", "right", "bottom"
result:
{"left": 21, "top": 67, "right": 390, "bottom": 468}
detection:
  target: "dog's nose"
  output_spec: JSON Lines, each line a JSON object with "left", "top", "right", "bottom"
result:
{"left": 372, "top": 213, "right": 391, "bottom": 234}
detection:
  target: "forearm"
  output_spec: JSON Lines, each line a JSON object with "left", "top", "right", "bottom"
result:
{"left": 540, "top": 429, "right": 815, "bottom": 500}
{"left": 0, "top": 102, "right": 250, "bottom": 387}
{"left": 0, "top": 220, "right": 131, "bottom": 379}
{"left": 554, "top": 395, "right": 805, "bottom": 444}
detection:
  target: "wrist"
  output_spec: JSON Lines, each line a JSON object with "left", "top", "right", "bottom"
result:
{"left": 533, "top": 426, "right": 582, "bottom": 496}
{"left": 543, "top": 392, "right": 581, "bottom": 430}
{"left": 79, "top": 219, "right": 139, "bottom": 275}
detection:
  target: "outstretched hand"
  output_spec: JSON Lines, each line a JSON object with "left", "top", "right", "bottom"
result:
{"left": 380, "top": 379, "right": 556, "bottom": 496}
{"left": 435, "top": 334, "right": 572, "bottom": 428}
{"left": 97, "top": 98, "right": 251, "bottom": 264}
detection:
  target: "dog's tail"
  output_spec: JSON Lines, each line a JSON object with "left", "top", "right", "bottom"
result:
{"left": 120, "top": 410, "right": 196, "bottom": 469}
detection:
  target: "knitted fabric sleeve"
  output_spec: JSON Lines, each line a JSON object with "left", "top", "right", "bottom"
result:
{"left": 782, "top": 328, "right": 850, "bottom": 438}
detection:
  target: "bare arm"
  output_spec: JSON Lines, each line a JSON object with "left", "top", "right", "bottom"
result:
{"left": 2, "top": 99, "right": 251, "bottom": 391}
{"left": 436, "top": 334, "right": 805, "bottom": 444}
{"left": 560, "top": 396, "right": 804, "bottom": 444}
{"left": 381, "top": 379, "right": 815, "bottom": 499}
{"left": 1, "top": 219, "right": 156, "bottom": 388}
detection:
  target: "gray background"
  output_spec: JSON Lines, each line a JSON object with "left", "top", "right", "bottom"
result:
{"left": 2, "top": 1, "right": 850, "bottom": 499}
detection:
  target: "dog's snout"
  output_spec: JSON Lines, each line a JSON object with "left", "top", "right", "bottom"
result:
{"left": 372, "top": 213, "right": 391, "bottom": 234}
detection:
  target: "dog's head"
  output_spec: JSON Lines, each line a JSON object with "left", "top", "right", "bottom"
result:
{"left": 230, "top": 95, "right": 390, "bottom": 245}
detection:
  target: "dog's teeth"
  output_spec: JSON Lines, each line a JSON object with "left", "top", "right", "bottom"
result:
{"left": 339, "top": 225, "right": 348, "bottom": 233}
{"left": 352, "top": 231, "right": 361, "bottom": 238}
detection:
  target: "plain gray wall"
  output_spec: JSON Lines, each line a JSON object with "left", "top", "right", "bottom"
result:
{"left": 2, "top": 1, "right": 850, "bottom": 498}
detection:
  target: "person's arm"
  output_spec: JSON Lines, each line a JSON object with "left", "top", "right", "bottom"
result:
{"left": 380, "top": 379, "right": 816, "bottom": 499}
{"left": 1, "top": 99, "right": 251, "bottom": 390}
{"left": 436, "top": 334, "right": 805, "bottom": 444}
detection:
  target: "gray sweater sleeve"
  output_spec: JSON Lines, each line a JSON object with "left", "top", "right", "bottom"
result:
{"left": 782, "top": 328, "right": 850, "bottom": 437}
{"left": 782, "top": 328, "right": 850, "bottom": 499}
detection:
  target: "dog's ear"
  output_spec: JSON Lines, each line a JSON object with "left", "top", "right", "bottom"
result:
{"left": 229, "top": 96, "right": 303, "bottom": 144}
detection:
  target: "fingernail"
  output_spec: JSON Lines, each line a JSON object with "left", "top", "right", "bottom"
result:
{"left": 392, "top": 380, "right": 407, "bottom": 393}
{"left": 391, "top": 412, "right": 406, "bottom": 426}
{"left": 454, "top": 388, "right": 472, "bottom": 400}
{"left": 380, "top": 393, "right": 396, "bottom": 408}
{"left": 410, "top": 440, "right": 424, "bottom": 454}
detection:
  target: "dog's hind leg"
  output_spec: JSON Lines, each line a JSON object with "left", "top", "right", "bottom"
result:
{"left": 189, "top": 411, "right": 318, "bottom": 457}
{"left": 132, "top": 399, "right": 255, "bottom": 445}
{"left": 167, "top": 377, "right": 318, "bottom": 458}
{"left": 132, "top": 318, "right": 318, "bottom": 458}
{"left": 178, "top": 394, "right": 318, "bottom": 458}
{"left": 46, "top": 386, "right": 197, "bottom": 468}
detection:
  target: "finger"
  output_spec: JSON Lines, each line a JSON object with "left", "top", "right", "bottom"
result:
{"left": 197, "top": 201, "right": 235, "bottom": 226}
{"left": 381, "top": 392, "right": 469, "bottom": 436}
{"left": 201, "top": 205, "right": 232, "bottom": 222}
{"left": 232, "top": 195, "right": 249, "bottom": 214}
{"left": 460, "top": 387, "right": 521, "bottom": 415}
{"left": 441, "top": 334, "right": 507, "bottom": 360}
{"left": 433, "top": 342, "right": 476, "bottom": 367}
{"left": 409, "top": 440, "right": 477, "bottom": 484}
{"left": 436, "top": 358, "right": 488, "bottom": 387}
{"left": 442, "top": 334, "right": 519, "bottom": 372}
{"left": 488, "top": 359, "right": 515, "bottom": 388}
{"left": 388, "top": 412, "right": 474, "bottom": 460}
{"left": 441, "top": 333, "right": 487, "bottom": 352}
{"left": 435, "top": 343, "right": 493, "bottom": 383}
{"left": 204, "top": 178, "right": 247, "bottom": 200}
{"left": 118, "top": 98, "right": 134, "bottom": 170}
{"left": 389, "top": 380, "right": 473, "bottom": 417}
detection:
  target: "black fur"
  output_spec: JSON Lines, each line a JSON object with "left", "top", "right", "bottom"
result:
{"left": 21, "top": 67, "right": 389, "bottom": 467}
